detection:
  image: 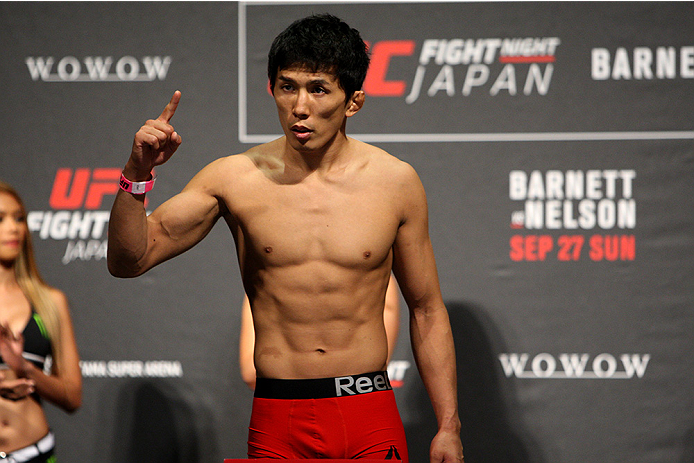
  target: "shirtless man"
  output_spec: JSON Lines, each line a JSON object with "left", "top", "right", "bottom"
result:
{"left": 108, "top": 14, "right": 463, "bottom": 462}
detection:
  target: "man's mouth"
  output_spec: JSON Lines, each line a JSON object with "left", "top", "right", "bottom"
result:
{"left": 291, "top": 125, "right": 312, "bottom": 140}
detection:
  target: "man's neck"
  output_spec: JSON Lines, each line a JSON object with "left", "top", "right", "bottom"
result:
{"left": 284, "top": 132, "right": 353, "bottom": 174}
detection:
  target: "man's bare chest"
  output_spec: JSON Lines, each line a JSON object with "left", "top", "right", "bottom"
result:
{"left": 229, "top": 180, "right": 399, "bottom": 268}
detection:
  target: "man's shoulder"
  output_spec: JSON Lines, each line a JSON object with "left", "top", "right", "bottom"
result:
{"left": 192, "top": 141, "right": 284, "bottom": 191}
{"left": 200, "top": 144, "right": 275, "bottom": 176}
{"left": 355, "top": 139, "right": 418, "bottom": 181}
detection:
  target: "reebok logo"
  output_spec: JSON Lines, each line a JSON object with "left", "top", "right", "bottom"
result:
{"left": 334, "top": 372, "right": 391, "bottom": 396}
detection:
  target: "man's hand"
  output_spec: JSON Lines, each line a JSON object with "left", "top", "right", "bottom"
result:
{"left": 430, "top": 429, "right": 464, "bottom": 463}
{"left": 126, "top": 90, "right": 183, "bottom": 179}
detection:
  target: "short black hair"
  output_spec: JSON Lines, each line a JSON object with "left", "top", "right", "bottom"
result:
{"left": 268, "top": 14, "right": 370, "bottom": 101}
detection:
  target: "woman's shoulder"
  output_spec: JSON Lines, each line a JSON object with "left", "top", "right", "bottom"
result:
{"left": 46, "top": 287, "right": 69, "bottom": 313}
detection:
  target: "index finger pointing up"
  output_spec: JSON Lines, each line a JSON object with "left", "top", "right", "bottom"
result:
{"left": 158, "top": 90, "right": 181, "bottom": 123}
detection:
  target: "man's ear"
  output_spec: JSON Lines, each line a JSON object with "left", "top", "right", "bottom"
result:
{"left": 346, "top": 91, "right": 365, "bottom": 117}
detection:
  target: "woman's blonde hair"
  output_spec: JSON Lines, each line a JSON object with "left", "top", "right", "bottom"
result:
{"left": 0, "top": 181, "right": 62, "bottom": 368}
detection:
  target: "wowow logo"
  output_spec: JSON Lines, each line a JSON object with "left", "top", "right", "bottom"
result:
{"left": 26, "top": 56, "right": 171, "bottom": 82}
{"left": 499, "top": 353, "right": 650, "bottom": 379}
{"left": 28, "top": 168, "right": 121, "bottom": 264}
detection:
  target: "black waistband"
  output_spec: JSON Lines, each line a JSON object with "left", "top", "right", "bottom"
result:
{"left": 254, "top": 371, "right": 392, "bottom": 399}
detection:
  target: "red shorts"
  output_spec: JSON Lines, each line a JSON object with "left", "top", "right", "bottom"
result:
{"left": 248, "top": 371, "right": 408, "bottom": 461}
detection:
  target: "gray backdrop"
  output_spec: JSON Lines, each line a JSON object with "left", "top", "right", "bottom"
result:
{"left": 1, "top": 2, "right": 693, "bottom": 462}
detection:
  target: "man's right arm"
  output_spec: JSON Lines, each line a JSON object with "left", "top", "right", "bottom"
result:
{"left": 107, "top": 173, "right": 222, "bottom": 277}
{"left": 107, "top": 91, "right": 221, "bottom": 277}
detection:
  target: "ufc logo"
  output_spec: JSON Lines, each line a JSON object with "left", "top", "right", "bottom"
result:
{"left": 363, "top": 40, "right": 416, "bottom": 97}
{"left": 50, "top": 168, "right": 121, "bottom": 209}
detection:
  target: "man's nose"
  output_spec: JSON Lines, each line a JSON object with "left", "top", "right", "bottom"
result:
{"left": 292, "top": 90, "right": 310, "bottom": 118}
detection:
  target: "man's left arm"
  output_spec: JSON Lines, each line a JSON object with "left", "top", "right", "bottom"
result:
{"left": 391, "top": 163, "right": 464, "bottom": 463}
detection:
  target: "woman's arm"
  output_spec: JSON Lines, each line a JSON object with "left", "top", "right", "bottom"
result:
{"left": 22, "top": 289, "right": 82, "bottom": 412}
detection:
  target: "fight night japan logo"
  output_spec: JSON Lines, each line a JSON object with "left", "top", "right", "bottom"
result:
{"left": 362, "top": 37, "right": 559, "bottom": 102}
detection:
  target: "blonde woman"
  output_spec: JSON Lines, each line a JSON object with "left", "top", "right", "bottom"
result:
{"left": 0, "top": 182, "right": 81, "bottom": 462}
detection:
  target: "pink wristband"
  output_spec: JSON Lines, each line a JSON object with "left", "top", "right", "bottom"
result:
{"left": 119, "top": 172, "right": 156, "bottom": 194}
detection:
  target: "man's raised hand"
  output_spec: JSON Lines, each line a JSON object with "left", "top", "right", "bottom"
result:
{"left": 127, "top": 91, "right": 183, "bottom": 179}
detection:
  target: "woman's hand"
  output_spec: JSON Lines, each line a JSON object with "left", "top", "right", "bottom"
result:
{"left": 0, "top": 371, "right": 35, "bottom": 400}
{"left": 0, "top": 323, "right": 30, "bottom": 377}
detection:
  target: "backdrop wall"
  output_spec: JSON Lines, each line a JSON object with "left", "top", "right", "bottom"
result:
{"left": 1, "top": 2, "right": 692, "bottom": 462}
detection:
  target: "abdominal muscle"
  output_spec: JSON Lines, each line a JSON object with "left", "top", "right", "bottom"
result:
{"left": 249, "top": 266, "right": 392, "bottom": 380}
{"left": 0, "top": 369, "right": 50, "bottom": 453}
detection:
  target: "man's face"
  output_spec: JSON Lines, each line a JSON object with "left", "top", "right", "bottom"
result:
{"left": 273, "top": 67, "right": 357, "bottom": 153}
